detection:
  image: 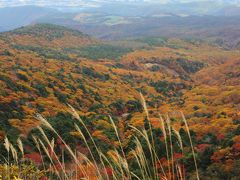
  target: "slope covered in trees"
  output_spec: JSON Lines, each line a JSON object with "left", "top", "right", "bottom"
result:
{"left": 0, "top": 24, "right": 239, "bottom": 179}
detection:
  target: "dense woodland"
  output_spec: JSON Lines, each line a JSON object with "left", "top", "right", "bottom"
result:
{"left": 0, "top": 24, "right": 240, "bottom": 179}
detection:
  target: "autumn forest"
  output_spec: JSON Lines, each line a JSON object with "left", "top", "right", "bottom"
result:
{"left": 0, "top": 8, "right": 240, "bottom": 179}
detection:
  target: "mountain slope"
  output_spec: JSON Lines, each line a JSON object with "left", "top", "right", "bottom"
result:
{"left": 0, "top": 25, "right": 196, "bottom": 135}
{"left": 0, "top": 24, "right": 240, "bottom": 178}
{"left": 0, "top": 24, "right": 239, "bottom": 135}
{"left": 2, "top": 23, "right": 97, "bottom": 49}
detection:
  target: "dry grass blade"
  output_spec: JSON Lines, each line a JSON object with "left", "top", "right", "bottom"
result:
{"left": 32, "top": 135, "right": 46, "bottom": 172}
{"left": 159, "top": 114, "right": 171, "bottom": 179}
{"left": 1, "top": 102, "right": 200, "bottom": 179}
{"left": 50, "top": 138, "right": 55, "bottom": 150}
{"left": 108, "top": 115, "right": 130, "bottom": 177}
{"left": 38, "top": 138, "right": 62, "bottom": 179}
{"left": 37, "top": 114, "right": 91, "bottom": 178}
{"left": 129, "top": 126, "right": 167, "bottom": 179}
{"left": 181, "top": 112, "right": 199, "bottom": 180}
{"left": 17, "top": 138, "right": 24, "bottom": 157}
{"left": 36, "top": 113, "right": 53, "bottom": 130}
{"left": 4, "top": 136, "right": 10, "bottom": 153}
{"left": 131, "top": 148, "right": 147, "bottom": 179}
{"left": 176, "top": 163, "right": 184, "bottom": 180}
{"left": 166, "top": 115, "right": 174, "bottom": 180}
{"left": 172, "top": 127, "right": 183, "bottom": 151}
{"left": 140, "top": 93, "right": 160, "bottom": 179}
{"left": 140, "top": 92, "right": 149, "bottom": 119}
{"left": 10, "top": 144, "right": 18, "bottom": 163}
{"left": 99, "top": 152, "right": 118, "bottom": 180}
{"left": 69, "top": 104, "right": 109, "bottom": 179}
{"left": 74, "top": 123, "right": 104, "bottom": 179}
{"left": 38, "top": 127, "right": 69, "bottom": 179}
{"left": 135, "top": 137, "right": 151, "bottom": 179}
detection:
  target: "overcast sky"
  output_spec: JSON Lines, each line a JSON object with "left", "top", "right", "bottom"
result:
{"left": 0, "top": 0, "right": 239, "bottom": 7}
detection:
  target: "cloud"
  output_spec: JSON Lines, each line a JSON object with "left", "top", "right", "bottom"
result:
{"left": 0, "top": 0, "right": 99, "bottom": 7}
{"left": 0, "top": 0, "right": 239, "bottom": 7}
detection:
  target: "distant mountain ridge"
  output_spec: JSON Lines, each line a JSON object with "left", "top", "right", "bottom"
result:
{"left": 1, "top": 2, "right": 240, "bottom": 48}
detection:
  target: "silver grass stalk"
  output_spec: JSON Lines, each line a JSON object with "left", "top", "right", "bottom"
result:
{"left": 172, "top": 128, "right": 183, "bottom": 151}
{"left": 181, "top": 112, "right": 199, "bottom": 180}
{"left": 17, "top": 138, "right": 24, "bottom": 157}
{"left": 4, "top": 136, "right": 10, "bottom": 153}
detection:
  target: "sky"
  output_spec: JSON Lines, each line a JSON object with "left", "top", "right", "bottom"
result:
{"left": 0, "top": 0, "right": 239, "bottom": 7}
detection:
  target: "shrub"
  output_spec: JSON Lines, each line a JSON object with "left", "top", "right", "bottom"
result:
{"left": 82, "top": 66, "right": 110, "bottom": 81}
{"left": 54, "top": 90, "right": 68, "bottom": 103}
{"left": 16, "top": 73, "right": 28, "bottom": 82}
{"left": 65, "top": 44, "right": 132, "bottom": 60}
{"left": 32, "top": 83, "right": 49, "bottom": 98}
{"left": 176, "top": 58, "right": 205, "bottom": 73}
{"left": 13, "top": 45, "right": 73, "bottom": 61}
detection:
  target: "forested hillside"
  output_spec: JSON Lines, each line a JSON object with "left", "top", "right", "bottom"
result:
{"left": 0, "top": 24, "right": 239, "bottom": 179}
